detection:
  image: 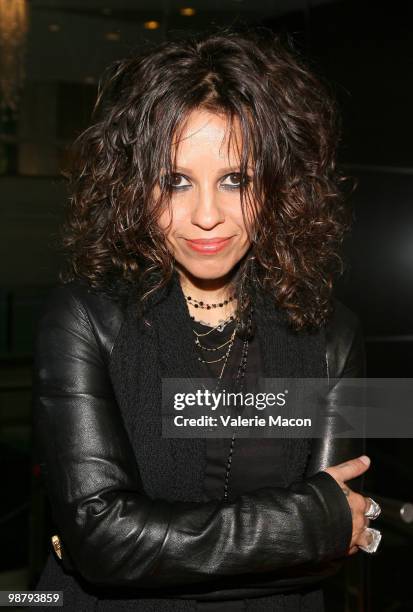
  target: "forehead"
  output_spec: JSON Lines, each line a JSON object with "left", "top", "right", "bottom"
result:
{"left": 171, "top": 108, "right": 243, "bottom": 166}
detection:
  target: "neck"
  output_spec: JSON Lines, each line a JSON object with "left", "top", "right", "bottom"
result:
{"left": 175, "top": 264, "right": 240, "bottom": 327}
{"left": 176, "top": 267, "right": 238, "bottom": 304}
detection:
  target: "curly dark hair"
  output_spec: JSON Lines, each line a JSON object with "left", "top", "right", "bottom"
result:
{"left": 59, "top": 26, "right": 353, "bottom": 331}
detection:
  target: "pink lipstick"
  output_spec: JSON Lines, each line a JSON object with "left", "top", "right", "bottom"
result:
{"left": 185, "top": 237, "right": 233, "bottom": 254}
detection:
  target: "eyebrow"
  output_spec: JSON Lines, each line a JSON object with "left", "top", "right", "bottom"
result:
{"left": 173, "top": 165, "right": 254, "bottom": 175}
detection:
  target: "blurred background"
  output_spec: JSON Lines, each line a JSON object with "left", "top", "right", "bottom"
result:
{"left": 0, "top": 1, "right": 412, "bottom": 610}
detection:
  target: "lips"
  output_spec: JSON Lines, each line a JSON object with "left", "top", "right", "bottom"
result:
{"left": 187, "top": 237, "right": 231, "bottom": 244}
{"left": 185, "top": 236, "right": 233, "bottom": 253}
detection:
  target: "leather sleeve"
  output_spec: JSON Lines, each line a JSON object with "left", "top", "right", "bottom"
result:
{"left": 32, "top": 285, "right": 353, "bottom": 590}
{"left": 305, "top": 299, "right": 367, "bottom": 490}
{"left": 297, "top": 299, "right": 367, "bottom": 588}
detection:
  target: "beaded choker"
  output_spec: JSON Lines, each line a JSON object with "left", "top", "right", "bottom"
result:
{"left": 185, "top": 293, "right": 235, "bottom": 310}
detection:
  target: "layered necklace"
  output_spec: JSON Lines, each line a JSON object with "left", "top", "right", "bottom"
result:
{"left": 187, "top": 292, "right": 237, "bottom": 333}
{"left": 184, "top": 288, "right": 253, "bottom": 502}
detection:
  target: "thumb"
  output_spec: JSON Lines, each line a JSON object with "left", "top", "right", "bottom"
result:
{"left": 325, "top": 455, "right": 370, "bottom": 483}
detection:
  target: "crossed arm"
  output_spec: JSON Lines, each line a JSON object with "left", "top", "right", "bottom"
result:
{"left": 32, "top": 286, "right": 362, "bottom": 593}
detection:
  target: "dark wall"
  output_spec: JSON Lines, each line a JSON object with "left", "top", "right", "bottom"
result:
{"left": 264, "top": 1, "right": 413, "bottom": 377}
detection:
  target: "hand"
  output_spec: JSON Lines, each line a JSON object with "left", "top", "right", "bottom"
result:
{"left": 323, "top": 455, "right": 372, "bottom": 556}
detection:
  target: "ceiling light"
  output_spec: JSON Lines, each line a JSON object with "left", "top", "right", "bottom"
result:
{"left": 105, "top": 31, "right": 120, "bottom": 41}
{"left": 180, "top": 7, "right": 196, "bottom": 16}
{"left": 144, "top": 20, "right": 160, "bottom": 30}
{"left": 0, "top": 0, "right": 29, "bottom": 115}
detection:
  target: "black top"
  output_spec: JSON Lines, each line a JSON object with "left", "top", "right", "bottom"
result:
{"left": 191, "top": 316, "right": 286, "bottom": 504}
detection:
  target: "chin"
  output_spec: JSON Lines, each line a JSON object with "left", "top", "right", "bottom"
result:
{"left": 176, "top": 259, "right": 238, "bottom": 281}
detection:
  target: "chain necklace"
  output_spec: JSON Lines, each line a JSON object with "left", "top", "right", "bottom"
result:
{"left": 192, "top": 305, "right": 253, "bottom": 503}
{"left": 192, "top": 307, "right": 238, "bottom": 361}
{"left": 194, "top": 335, "right": 233, "bottom": 352}
{"left": 186, "top": 291, "right": 237, "bottom": 331}
{"left": 223, "top": 335, "right": 249, "bottom": 502}
{"left": 194, "top": 323, "right": 236, "bottom": 358}
{"left": 190, "top": 313, "right": 236, "bottom": 331}
{"left": 196, "top": 326, "right": 237, "bottom": 364}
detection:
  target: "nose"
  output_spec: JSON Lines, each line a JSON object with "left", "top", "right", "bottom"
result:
{"left": 190, "top": 184, "right": 225, "bottom": 229}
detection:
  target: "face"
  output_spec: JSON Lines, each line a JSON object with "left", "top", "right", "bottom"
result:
{"left": 154, "top": 108, "right": 257, "bottom": 290}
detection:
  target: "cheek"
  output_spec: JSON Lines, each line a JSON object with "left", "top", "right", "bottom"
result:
{"left": 157, "top": 200, "right": 190, "bottom": 236}
{"left": 156, "top": 203, "right": 181, "bottom": 236}
{"left": 233, "top": 207, "right": 250, "bottom": 234}
{"left": 241, "top": 197, "right": 260, "bottom": 231}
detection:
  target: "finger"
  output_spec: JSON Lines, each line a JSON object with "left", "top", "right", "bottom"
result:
{"left": 354, "top": 513, "right": 369, "bottom": 535}
{"left": 355, "top": 504, "right": 370, "bottom": 530}
{"left": 353, "top": 493, "right": 371, "bottom": 518}
{"left": 338, "top": 483, "right": 352, "bottom": 498}
{"left": 326, "top": 456, "right": 371, "bottom": 483}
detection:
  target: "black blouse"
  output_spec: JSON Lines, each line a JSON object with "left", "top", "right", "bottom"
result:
{"left": 191, "top": 316, "right": 286, "bottom": 505}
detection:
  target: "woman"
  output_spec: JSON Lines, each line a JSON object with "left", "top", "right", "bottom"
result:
{"left": 32, "top": 29, "right": 381, "bottom": 611}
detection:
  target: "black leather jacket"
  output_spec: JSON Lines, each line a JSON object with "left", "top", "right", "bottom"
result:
{"left": 32, "top": 281, "right": 366, "bottom": 600}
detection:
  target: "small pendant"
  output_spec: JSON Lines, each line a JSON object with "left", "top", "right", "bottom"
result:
{"left": 216, "top": 322, "right": 227, "bottom": 332}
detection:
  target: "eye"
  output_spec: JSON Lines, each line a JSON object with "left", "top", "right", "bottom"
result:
{"left": 221, "top": 173, "right": 251, "bottom": 190}
{"left": 171, "top": 173, "right": 191, "bottom": 188}
{"left": 160, "top": 173, "right": 191, "bottom": 190}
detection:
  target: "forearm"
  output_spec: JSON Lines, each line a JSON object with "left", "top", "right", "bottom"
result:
{"left": 40, "top": 443, "right": 352, "bottom": 589}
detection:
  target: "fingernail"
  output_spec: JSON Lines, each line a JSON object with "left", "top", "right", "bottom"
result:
{"left": 360, "top": 455, "right": 370, "bottom": 466}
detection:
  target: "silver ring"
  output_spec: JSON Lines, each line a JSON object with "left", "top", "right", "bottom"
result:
{"left": 358, "top": 527, "right": 382, "bottom": 553}
{"left": 365, "top": 497, "right": 381, "bottom": 520}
